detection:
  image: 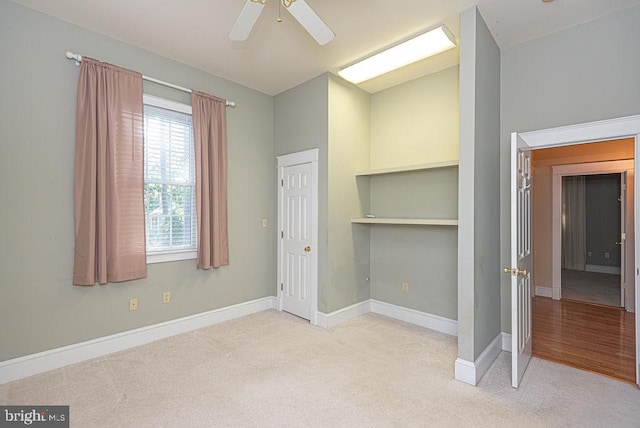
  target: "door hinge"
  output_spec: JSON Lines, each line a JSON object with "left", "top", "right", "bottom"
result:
{"left": 281, "top": 179, "right": 284, "bottom": 187}
{"left": 281, "top": 231, "right": 284, "bottom": 238}
{"left": 280, "top": 283, "right": 283, "bottom": 291}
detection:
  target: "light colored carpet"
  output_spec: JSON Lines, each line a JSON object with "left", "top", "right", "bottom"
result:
{"left": 2, "top": 310, "right": 640, "bottom": 427}
{"left": 562, "top": 269, "right": 621, "bottom": 307}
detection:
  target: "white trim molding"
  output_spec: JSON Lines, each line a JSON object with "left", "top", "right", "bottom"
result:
{"left": 0, "top": 297, "right": 276, "bottom": 385}
{"left": 315, "top": 299, "right": 458, "bottom": 337}
{"left": 454, "top": 358, "right": 476, "bottom": 386}
{"left": 455, "top": 333, "right": 503, "bottom": 386}
{"left": 1, "top": 296, "right": 462, "bottom": 385}
{"left": 370, "top": 300, "right": 458, "bottom": 336}
{"left": 519, "top": 115, "right": 640, "bottom": 149}
{"left": 502, "top": 333, "right": 512, "bottom": 352}
{"left": 535, "top": 286, "right": 553, "bottom": 298}
{"left": 276, "top": 148, "right": 319, "bottom": 168}
{"left": 316, "top": 300, "right": 371, "bottom": 329}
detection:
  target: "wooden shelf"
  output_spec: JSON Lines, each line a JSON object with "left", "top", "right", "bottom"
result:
{"left": 351, "top": 218, "right": 458, "bottom": 226}
{"left": 355, "top": 160, "right": 458, "bottom": 177}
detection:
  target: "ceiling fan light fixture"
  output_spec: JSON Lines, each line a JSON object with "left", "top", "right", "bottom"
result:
{"left": 230, "top": 0, "right": 333, "bottom": 45}
{"left": 338, "top": 25, "right": 456, "bottom": 84}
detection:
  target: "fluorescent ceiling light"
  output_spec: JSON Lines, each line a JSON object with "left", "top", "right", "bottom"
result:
{"left": 338, "top": 25, "right": 456, "bottom": 84}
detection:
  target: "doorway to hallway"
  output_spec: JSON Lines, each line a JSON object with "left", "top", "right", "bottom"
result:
{"left": 510, "top": 117, "right": 640, "bottom": 388}
{"left": 530, "top": 138, "right": 635, "bottom": 383}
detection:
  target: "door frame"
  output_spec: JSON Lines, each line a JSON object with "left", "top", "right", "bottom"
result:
{"left": 513, "top": 114, "right": 640, "bottom": 386}
{"left": 549, "top": 160, "right": 634, "bottom": 307}
{"left": 276, "top": 149, "right": 319, "bottom": 325}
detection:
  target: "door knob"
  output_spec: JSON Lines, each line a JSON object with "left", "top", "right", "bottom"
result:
{"left": 503, "top": 267, "right": 527, "bottom": 276}
{"left": 304, "top": 246, "right": 311, "bottom": 253}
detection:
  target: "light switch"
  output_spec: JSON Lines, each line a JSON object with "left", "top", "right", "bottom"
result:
{"left": 262, "top": 219, "right": 268, "bottom": 228}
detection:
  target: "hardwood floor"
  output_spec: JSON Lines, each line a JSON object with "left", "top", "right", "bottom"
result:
{"left": 532, "top": 297, "right": 636, "bottom": 384}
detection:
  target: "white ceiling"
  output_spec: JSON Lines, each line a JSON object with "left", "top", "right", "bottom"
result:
{"left": 12, "top": 0, "right": 640, "bottom": 95}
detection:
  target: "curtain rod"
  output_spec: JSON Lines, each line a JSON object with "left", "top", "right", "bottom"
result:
{"left": 65, "top": 51, "right": 236, "bottom": 107}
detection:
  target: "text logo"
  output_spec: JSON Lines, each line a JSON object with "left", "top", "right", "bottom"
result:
{"left": 0, "top": 406, "right": 69, "bottom": 427}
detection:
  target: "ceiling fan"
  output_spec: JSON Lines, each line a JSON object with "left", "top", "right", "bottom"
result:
{"left": 230, "top": 0, "right": 335, "bottom": 45}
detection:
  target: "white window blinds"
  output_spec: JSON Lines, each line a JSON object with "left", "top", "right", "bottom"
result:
{"left": 143, "top": 96, "right": 197, "bottom": 256}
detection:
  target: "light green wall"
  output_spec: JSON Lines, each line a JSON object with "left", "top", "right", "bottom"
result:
{"left": 370, "top": 66, "right": 459, "bottom": 169}
{"left": 458, "top": 6, "right": 501, "bottom": 362}
{"left": 276, "top": 70, "right": 460, "bottom": 316}
{"left": 1, "top": 0, "right": 465, "bottom": 362}
{"left": 470, "top": 8, "right": 501, "bottom": 359}
{"left": 369, "top": 169, "right": 458, "bottom": 219}
{"left": 369, "top": 168, "right": 458, "bottom": 319}
{"left": 273, "top": 74, "right": 330, "bottom": 312}
{"left": 368, "top": 66, "right": 460, "bottom": 319}
{"left": 500, "top": 4, "right": 640, "bottom": 333}
{"left": 327, "top": 75, "right": 371, "bottom": 312}
{"left": 0, "top": 1, "right": 275, "bottom": 361}
{"left": 274, "top": 73, "right": 371, "bottom": 314}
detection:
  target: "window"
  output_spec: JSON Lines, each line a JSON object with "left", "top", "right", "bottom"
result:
{"left": 143, "top": 95, "right": 197, "bottom": 263}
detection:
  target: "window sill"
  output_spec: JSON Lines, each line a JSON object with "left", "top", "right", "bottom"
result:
{"left": 147, "top": 250, "right": 197, "bottom": 264}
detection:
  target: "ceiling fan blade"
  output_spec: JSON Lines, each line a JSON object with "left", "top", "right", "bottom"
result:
{"left": 286, "top": 0, "right": 335, "bottom": 45}
{"left": 229, "top": 0, "right": 266, "bottom": 41}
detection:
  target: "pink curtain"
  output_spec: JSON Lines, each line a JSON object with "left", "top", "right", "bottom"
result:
{"left": 191, "top": 91, "right": 229, "bottom": 269}
{"left": 73, "top": 58, "right": 147, "bottom": 285}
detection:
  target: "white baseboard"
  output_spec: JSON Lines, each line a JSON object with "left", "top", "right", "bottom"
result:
{"left": 370, "top": 300, "right": 458, "bottom": 336}
{"left": 535, "top": 286, "right": 553, "bottom": 298}
{"left": 473, "top": 333, "right": 504, "bottom": 383}
{"left": 586, "top": 264, "right": 621, "bottom": 275}
{"left": 454, "top": 358, "right": 476, "bottom": 385}
{"left": 502, "top": 333, "right": 512, "bottom": 352}
{"left": 315, "top": 299, "right": 458, "bottom": 337}
{"left": 0, "top": 296, "right": 276, "bottom": 385}
{"left": 454, "top": 333, "right": 503, "bottom": 386}
{"left": 316, "top": 300, "right": 371, "bottom": 329}
{"left": 1, "top": 296, "right": 460, "bottom": 384}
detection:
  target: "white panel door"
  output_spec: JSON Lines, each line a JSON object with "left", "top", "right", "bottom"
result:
{"left": 281, "top": 163, "right": 313, "bottom": 320}
{"left": 510, "top": 132, "right": 533, "bottom": 388}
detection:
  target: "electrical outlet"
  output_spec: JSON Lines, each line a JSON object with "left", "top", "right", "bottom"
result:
{"left": 402, "top": 282, "right": 409, "bottom": 293}
{"left": 605, "top": 252, "right": 610, "bottom": 259}
{"left": 163, "top": 292, "right": 171, "bottom": 304}
{"left": 129, "top": 298, "right": 138, "bottom": 311}
{"left": 588, "top": 251, "right": 592, "bottom": 257}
